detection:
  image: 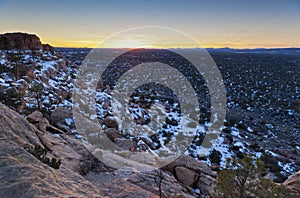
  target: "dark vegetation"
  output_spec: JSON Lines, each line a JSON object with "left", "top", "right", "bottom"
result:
{"left": 24, "top": 144, "right": 61, "bottom": 169}
{"left": 215, "top": 155, "right": 290, "bottom": 198}
{"left": 154, "top": 169, "right": 164, "bottom": 198}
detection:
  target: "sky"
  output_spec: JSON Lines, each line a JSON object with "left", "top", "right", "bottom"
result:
{"left": 0, "top": 0, "right": 299, "bottom": 48}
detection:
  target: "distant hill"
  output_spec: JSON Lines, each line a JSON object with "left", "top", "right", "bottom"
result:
{"left": 206, "top": 47, "right": 300, "bottom": 54}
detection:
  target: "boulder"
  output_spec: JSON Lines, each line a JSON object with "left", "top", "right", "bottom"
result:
{"left": 162, "top": 155, "right": 217, "bottom": 178}
{"left": 162, "top": 155, "right": 217, "bottom": 196}
{"left": 27, "top": 110, "right": 43, "bottom": 123}
{"left": 103, "top": 116, "right": 118, "bottom": 129}
{"left": 58, "top": 89, "right": 71, "bottom": 100}
{"left": 175, "top": 166, "right": 199, "bottom": 186}
{"left": 127, "top": 170, "right": 196, "bottom": 198}
{"left": 104, "top": 128, "right": 122, "bottom": 140}
{"left": 0, "top": 103, "right": 42, "bottom": 146}
{"left": 50, "top": 107, "right": 74, "bottom": 132}
{"left": 114, "top": 138, "right": 137, "bottom": 151}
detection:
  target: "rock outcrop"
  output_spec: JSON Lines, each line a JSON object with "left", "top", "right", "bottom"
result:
{"left": 0, "top": 32, "right": 54, "bottom": 51}
{"left": 0, "top": 32, "right": 43, "bottom": 50}
{"left": 0, "top": 102, "right": 106, "bottom": 197}
{"left": 284, "top": 171, "right": 300, "bottom": 197}
{"left": 0, "top": 103, "right": 200, "bottom": 197}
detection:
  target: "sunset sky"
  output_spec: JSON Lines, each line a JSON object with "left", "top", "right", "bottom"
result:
{"left": 0, "top": 0, "right": 299, "bottom": 48}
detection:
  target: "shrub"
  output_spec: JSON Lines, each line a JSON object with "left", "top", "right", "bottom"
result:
{"left": 260, "top": 152, "right": 282, "bottom": 173}
{"left": 24, "top": 144, "right": 61, "bottom": 169}
{"left": 209, "top": 149, "right": 222, "bottom": 165}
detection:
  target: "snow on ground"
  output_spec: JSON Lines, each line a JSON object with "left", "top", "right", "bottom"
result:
{"left": 65, "top": 118, "right": 74, "bottom": 126}
{"left": 231, "top": 127, "right": 241, "bottom": 137}
{"left": 0, "top": 59, "right": 6, "bottom": 65}
{"left": 265, "top": 150, "right": 278, "bottom": 157}
{"left": 279, "top": 161, "right": 296, "bottom": 175}
{"left": 0, "top": 49, "right": 74, "bottom": 113}
{"left": 212, "top": 136, "right": 234, "bottom": 167}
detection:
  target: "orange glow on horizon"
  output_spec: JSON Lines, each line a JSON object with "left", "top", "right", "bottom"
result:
{"left": 42, "top": 37, "right": 300, "bottom": 49}
{"left": 102, "top": 38, "right": 152, "bottom": 49}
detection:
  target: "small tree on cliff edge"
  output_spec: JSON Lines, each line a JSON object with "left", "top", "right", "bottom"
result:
{"left": 215, "top": 155, "right": 288, "bottom": 198}
{"left": 28, "top": 80, "right": 43, "bottom": 111}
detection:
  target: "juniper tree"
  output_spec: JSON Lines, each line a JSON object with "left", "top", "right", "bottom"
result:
{"left": 215, "top": 155, "right": 288, "bottom": 198}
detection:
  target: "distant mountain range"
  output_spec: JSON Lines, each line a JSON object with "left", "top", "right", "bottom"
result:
{"left": 206, "top": 47, "right": 300, "bottom": 54}
{"left": 55, "top": 47, "right": 300, "bottom": 54}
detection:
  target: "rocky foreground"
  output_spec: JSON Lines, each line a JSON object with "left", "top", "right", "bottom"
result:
{"left": 0, "top": 101, "right": 218, "bottom": 197}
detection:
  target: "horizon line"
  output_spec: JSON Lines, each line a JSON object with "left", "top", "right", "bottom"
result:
{"left": 53, "top": 46, "right": 300, "bottom": 50}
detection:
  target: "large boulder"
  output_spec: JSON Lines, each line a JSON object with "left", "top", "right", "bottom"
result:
{"left": 127, "top": 170, "right": 196, "bottom": 198}
{"left": 103, "top": 116, "right": 118, "bottom": 129}
{"left": 162, "top": 155, "right": 217, "bottom": 196}
{"left": 197, "top": 173, "right": 215, "bottom": 195}
{"left": 175, "top": 166, "right": 199, "bottom": 186}
{"left": 162, "top": 155, "right": 217, "bottom": 178}
{"left": 50, "top": 107, "right": 74, "bottom": 132}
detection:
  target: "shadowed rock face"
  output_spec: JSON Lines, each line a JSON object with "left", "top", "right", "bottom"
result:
{"left": 0, "top": 32, "right": 53, "bottom": 51}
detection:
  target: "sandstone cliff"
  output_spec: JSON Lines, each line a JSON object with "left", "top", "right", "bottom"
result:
{"left": 0, "top": 32, "right": 53, "bottom": 51}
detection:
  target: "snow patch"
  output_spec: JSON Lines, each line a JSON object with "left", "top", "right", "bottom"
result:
{"left": 65, "top": 118, "right": 73, "bottom": 126}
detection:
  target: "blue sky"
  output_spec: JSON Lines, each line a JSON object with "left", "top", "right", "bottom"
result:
{"left": 0, "top": 0, "right": 299, "bottom": 48}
